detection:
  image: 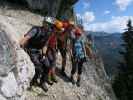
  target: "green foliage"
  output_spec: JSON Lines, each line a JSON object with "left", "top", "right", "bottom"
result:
{"left": 113, "top": 19, "right": 133, "bottom": 100}
{"left": 96, "top": 96, "right": 103, "bottom": 100}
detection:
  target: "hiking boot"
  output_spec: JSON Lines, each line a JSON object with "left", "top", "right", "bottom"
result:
{"left": 61, "top": 67, "right": 66, "bottom": 76}
{"left": 61, "top": 70, "right": 67, "bottom": 77}
{"left": 70, "top": 76, "right": 75, "bottom": 85}
{"left": 47, "top": 75, "right": 53, "bottom": 85}
{"left": 76, "top": 80, "right": 80, "bottom": 87}
{"left": 51, "top": 75, "right": 58, "bottom": 83}
{"left": 47, "top": 79, "right": 53, "bottom": 85}
{"left": 41, "top": 82, "right": 48, "bottom": 92}
{"left": 30, "top": 80, "right": 38, "bottom": 87}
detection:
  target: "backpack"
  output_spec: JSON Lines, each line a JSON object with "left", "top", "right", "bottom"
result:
{"left": 27, "top": 26, "right": 51, "bottom": 49}
{"left": 73, "top": 39, "right": 86, "bottom": 60}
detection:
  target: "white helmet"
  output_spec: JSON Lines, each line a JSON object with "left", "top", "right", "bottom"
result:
{"left": 43, "top": 16, "right": 56, "bottom": 24}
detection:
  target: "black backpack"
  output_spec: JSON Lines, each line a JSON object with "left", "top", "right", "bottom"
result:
{"left": 27, "top": 26, "right": 51, "bottom": 49}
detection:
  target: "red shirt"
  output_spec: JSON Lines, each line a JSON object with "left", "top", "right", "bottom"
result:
{"left": 59, "top": 21, "right": 70, "bottom": 48}
{"left": 48, "top": 33, "right": 57, "bottom": 49}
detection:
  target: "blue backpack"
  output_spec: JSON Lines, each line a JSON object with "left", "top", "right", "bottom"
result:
{"left": 73, "top": 39, "right": 86, "bottom": 60}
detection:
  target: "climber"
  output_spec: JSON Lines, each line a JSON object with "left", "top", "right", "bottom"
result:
{"left": 19, "top": 17, "right": 54, "bottom": 92}
{"left": 70, "top": 27, "right": 86, "bottom": 87}
{"left": 57, "top": 20, "right": 75, "bottom": 77}
{"left": 45, "top": 20, "right": 64, "bottom": 85}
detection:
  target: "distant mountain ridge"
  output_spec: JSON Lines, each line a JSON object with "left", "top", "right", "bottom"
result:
{"left": 86, "top": 31, "right": 121, "bottom": 37}
{"left": 86, "top": 31, "right": 110, "bottom": 36}
{"left": 86, "top": 31, "right": 124, "bottom": 77}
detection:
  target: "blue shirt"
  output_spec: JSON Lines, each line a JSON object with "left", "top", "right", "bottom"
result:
{"left": 74, "top": 38, "right": 85, "bottom": 59}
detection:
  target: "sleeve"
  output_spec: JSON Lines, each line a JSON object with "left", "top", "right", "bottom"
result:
{"left": 24, "top": 27, "right": 38, "bottom": 38}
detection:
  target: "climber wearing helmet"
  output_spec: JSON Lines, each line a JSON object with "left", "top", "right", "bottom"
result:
{"left": 57, "top": 20, "right": 75, "bottom": 77}
{"left": 45, "top": 20, "right": 64, "bottom": 85}
{"left": 70, "top": 27, "right": 86, "bottom": 87}
{"left": 19, "top": 17, "right": 55, "bottom": 92}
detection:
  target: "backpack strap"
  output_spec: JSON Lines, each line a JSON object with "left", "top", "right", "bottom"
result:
{"left": 80, "top": 40, "right": 87, "bottom": 58}
{"left": 34, "top": 26, "right": 41, "bottom": 38}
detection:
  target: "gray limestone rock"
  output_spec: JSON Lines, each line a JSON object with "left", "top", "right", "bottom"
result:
{"left": 0, "top": 94, "right": 6, "bottom": 100}
{"left": 0, "top": 14, "right": 35, "bottom": 100}
{"left": 0, "top": 31, "right": 16, "bottom": 76}
{"left": 26, "top": 0, "right": 62, "bottom": 17}
{"left": 0, "top": 72, "right": 18, "bottom": 98}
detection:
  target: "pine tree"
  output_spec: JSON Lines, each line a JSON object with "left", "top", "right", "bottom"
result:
{"left": 113, "top": 19, "right": 133, "bottom": 100}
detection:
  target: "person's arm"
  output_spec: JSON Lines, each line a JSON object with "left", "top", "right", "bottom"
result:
{"left": 19, "top": 35, "right": 31, "bottom": 48}
{"left": 19, "top": 27, "right": 38, "bottom": 48}
{"left": 42, "top": 41, "right": 48, "bottom": 55}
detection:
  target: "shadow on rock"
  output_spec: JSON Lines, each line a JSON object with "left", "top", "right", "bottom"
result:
{"left": 55, "top": 67, "right": 71, "bottom": 83}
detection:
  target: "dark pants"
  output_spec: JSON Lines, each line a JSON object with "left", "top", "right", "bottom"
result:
{"left": 46, "top": 47, "right": 56, "bottom": 68}
{"left": 71, "top": 58, "right": 85, "bottom": 75}
{"left": 57, "top": 40, "right": 66, "bottom": 58}
{"left": 27, "top": 49, "right": 48, "bottom": 86}
{"left": 57, "top": 39, "right": 67, "bottom": 71}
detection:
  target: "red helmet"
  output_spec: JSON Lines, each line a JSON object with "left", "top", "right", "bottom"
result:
{"left": 75, "top": 28, "right": 82, "bottom": 36}
{"left": 63, "top": 20, "right": 75, "bottom": 29}
{"left": 63, "top": 21, "right": 69, "bottom": 29}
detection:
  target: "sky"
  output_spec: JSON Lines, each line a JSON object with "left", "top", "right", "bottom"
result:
{"left": 74, "top": 0, "right": 133, "bottom": 33}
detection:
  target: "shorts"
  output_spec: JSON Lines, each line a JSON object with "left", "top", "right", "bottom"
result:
{"left": 46, "top": 47, "right": 56, "bottom": 68}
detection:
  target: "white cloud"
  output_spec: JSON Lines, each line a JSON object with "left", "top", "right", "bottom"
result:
{"left": 115, "top": 0, "right": 133, "bottom": 11}
{"left": 84, "top": 16, "right": 133, "bottom": 33}
{"left": 104, "top": 10, "right": 111, "bottom": 15}
{"left": 83, "top": 11, "right": 95, "bottom": 23}
{"left": 76, "top": 11, "right": 95, "bottom": 23}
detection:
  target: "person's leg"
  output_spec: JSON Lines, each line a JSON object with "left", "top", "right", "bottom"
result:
{"left": 77, "top": 59, "right": 84, "bottom": 87}
{"left": 60, "top": 49, "right": 67, "bottom": 76}
{"left": 51, "top": 67, "right": 58, "bottom": 83}
{"left": 47, "top": 67, "right": 53, "bottom": 85}
{"left": 71, "top": 62, "right": 76, "bottom": 76}
{"left": 62, "top": 56, "right": 66, "bottom": 72}
{"left": 40, "top": 59, "right": 49, "bottom": 92}
{"left": 76, "top": 74, "right": 81, "bottom": 87}
{"left": 40, "top": 81, "right": 48, "bottom": 92}
{"left": 57, "top": 39, "right": 67, "bottom": 75}
{"left": 40, "top": 75, "right": 48, "bottom": 92}
{"left": 32, "top": 53, "right": 48, "bottom": 91}
{"left": 30, "top": 54, "right": 42, "bottom": 86}
{"left": 40, "top": 74, "right": 48, "bottom": 92}
{"left": 46, "top": 49, "right": 54, "bottom": 85}
{"left": 70, "top": 59, "right": 77, "bottom": 84}
{"left": 51, "top": 49, "right": 58, "bottom": 83}
{"left": 30, "top": 68, "right": 40, "bottom": 86}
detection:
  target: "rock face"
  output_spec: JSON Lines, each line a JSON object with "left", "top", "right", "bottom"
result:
{"left": 4, "top": 0, "right": 78, "bottom": 18}
{"left": 26, "top": 0, "right": 78, "bottom": 17}
{"left": 26, "top": 0, "right": 62, "bottom": 17}
{"left": 0, "top": 14, "right": 35, "bottom": 100}
{"left": 0, "top": 31, "right": 15, "bottom": 76}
